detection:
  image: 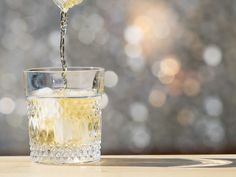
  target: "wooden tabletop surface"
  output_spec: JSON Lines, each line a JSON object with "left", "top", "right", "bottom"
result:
{"left": 1, "top": 155, "right": 236, "bottom": 177}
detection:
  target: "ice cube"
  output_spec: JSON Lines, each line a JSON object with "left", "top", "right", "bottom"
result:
{"left": 53, "top": 89, "right": 96, "bottom": 98}
{"left": 32, "top": 87, "right": 54, "bottom": 97}
{"left": 37, "top": 98, "right": 59, "bottom": 126}
{"left": 72, "top": 119, "right": 89, "bottom": 143}
{"left": 67, "top": 89, "right": 96, "bottom": 97}
{"left": 54, "top": 119, "right": 64, "bottom": 144}
{"left": 54, "top": 118, "right": 89, "bottom": 145}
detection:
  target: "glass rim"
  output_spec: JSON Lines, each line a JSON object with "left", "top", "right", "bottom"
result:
{"left": 24, "top": 67, "right": 104, "bottom": 73}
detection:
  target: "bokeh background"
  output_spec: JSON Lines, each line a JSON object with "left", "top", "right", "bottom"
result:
{"left": 0, "top": 0, "right": 236, "bottom": 155}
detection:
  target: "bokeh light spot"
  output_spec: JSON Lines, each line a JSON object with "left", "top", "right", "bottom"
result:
{"left": 129, "top": 102, "right": 148, "bottom": 122}
{"left": 177, "top": 108, "right": 194, "bottom": 126}
{"left": 101, "top": 93, "right": 109, "bottom": 109}
{"left": 105, "top": 71, "right": 119, "bottom": 88}
{"left": 158, "top": 71, "right": 175, "bottom": 85}
{"left": 183, "top": 78, "right": 201, "bottom": 97}
{"left": 124, "top": 25, "right": 144, "bottom": 44}
{"left": 130, "top": 125, "right": 151, "bottom": 151}
{"left": 0, "top": 97, "right": 16, "bottom": 115}
{"left": 148, "top": 90, "right": 166, "bottom": 108}
{"left": 204, "top": 96, "right": 223, "bottom": 117}
{"left": 203, "top": 45, "right": 222, "bottom": 67}
{"left": 160, "top": 57, "right": 181, "bottom": 76}
{"left": 206, "top": 121, "right": 225, "bottom": 143}
{"left": 134, "top": 15, "right": 154, "bottom": 34}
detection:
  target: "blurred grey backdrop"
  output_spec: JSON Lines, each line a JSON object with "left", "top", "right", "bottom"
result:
{"left": 0, "top": 0, "right": 236, "bottom": 155}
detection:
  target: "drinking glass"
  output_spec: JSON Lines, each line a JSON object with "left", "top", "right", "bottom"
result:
{"left": 24, "top": 67, "right": 104, "bottom": 164}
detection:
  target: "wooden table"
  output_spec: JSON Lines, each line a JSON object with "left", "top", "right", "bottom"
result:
{"left": 0, "top": 155, "right": 236, "bottom": 177}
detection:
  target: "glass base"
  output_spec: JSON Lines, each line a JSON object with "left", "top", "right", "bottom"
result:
{"left": 30, "top": 141, "right": 101, "bottom": 164}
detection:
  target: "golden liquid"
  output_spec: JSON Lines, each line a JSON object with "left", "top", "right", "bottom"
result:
{"left": 60, "top": 11, "right": 68, "bottom": 88}
{"left": 53, "top": 0, "right": 83, "bottom": 12}
{"left": 27, "top": 93, "right": 101, "bottom": 147}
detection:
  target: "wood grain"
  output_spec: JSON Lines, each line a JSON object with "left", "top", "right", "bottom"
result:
{"left": 0, "top": 155, "right": 236, "bottom": 177}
